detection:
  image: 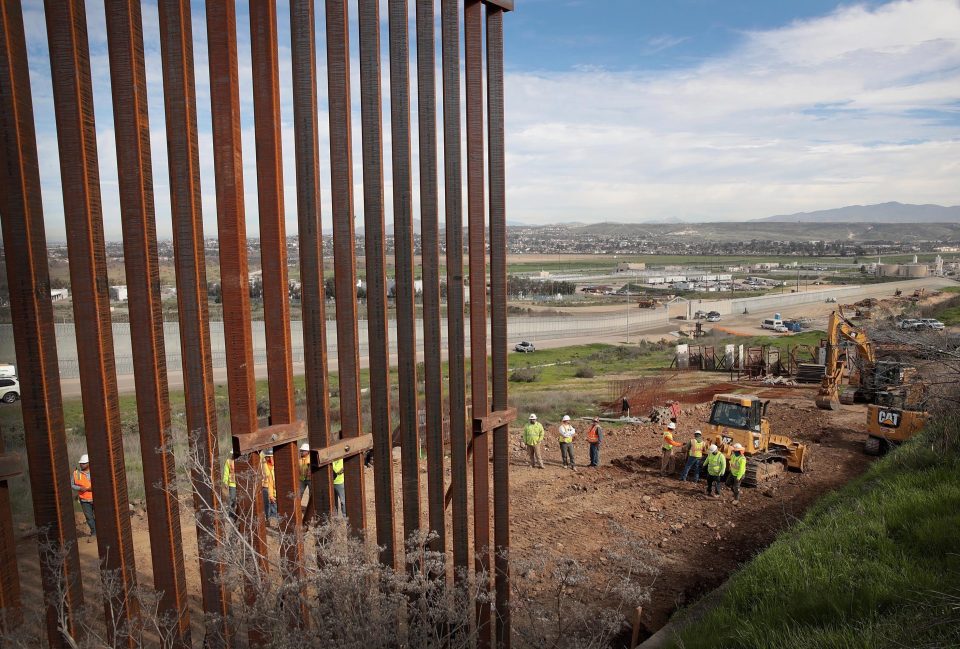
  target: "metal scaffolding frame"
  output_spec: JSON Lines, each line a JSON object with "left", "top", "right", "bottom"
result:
{"left": 0, "top": 0, "right": 514, "bottom": 646}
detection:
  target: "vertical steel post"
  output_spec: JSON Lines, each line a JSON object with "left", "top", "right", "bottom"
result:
{"left": 0, "top": 432, "right": 21, "bottom": 632}
{"left": 103, "top": 2, "right": 190, "bottom": 644}
{"left": 465, "top": 0, "right": 491, "bottom": 644}
{"left": 387, "top": 0, "right": 422, "bottom": 544}
{"left": 290, "top": 0, "right": 334, "bottom": 521}
{"left": 250, "top": 0, "right": 305, "bottom": 592}
{"left": 205, "top": 1, "right": 268, "bottom": 640}
{"left": 324, "top": 0, "right": 367, "bottom": 533}
{"left": 416, "top": 0, "right": 446, "bottom": 556}
{"left": 486, "top": 7, "right": 510, "bottom": 646}
{"left": 157, "top": 1, "right": 232, "bottom": 643}
{"left": 0, "top": 1, "right": 84, "bottom": 643}
{"left": 43, "top": 0, "right": 139, "bottom": 640}
{"left": 441, "top": 0, "right": 470, "bottom": 578}
{"left": 358, "top": 0, "right": 397, "bottom": 565}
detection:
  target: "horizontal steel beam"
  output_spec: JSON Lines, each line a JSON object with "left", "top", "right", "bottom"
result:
{"left": 232, "top": 420, "right": 306, "bottom": 455}
{"left": 473, "top": 408, "right": 517, "bottom": 434}
{"left": 0, "top": 454, "right": 23, "bottom": 480}
{"left": 310, "top": 434, "right": 374, "bottom": 467}
{"left": 483, "top": 0, "right": 513, "bottom": 11}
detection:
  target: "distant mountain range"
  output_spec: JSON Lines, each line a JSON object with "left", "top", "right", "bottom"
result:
{"left": 756, "top": 202, "right": 960, "bottom": 224}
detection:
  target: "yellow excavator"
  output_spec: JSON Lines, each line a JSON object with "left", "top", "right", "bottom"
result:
{"left": 700, "top": 394, "right": 807, "bottom": 486}
{"left": 815, "top": 309, "right": 928, "bottom": 454}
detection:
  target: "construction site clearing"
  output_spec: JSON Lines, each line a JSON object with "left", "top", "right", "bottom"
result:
{"left": 10, "top": 374, "right": 871, "bottom": 642}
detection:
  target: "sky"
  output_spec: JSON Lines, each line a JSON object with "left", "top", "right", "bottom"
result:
{"left": 16, "top": 0, "right": 960, "bottom": 240}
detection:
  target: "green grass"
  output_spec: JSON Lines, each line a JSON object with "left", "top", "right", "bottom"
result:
{"left": 669, "top": 417, "right": 960, "bottom": 649}
{"left": 939, "top": 286, "right": 960, "bottom": 294}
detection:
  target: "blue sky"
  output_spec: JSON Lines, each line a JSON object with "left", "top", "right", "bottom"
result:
{"left": 16, "top": 0, "right": 960, "bottom": 239}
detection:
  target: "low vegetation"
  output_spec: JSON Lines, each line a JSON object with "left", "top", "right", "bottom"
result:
{"left": 670, "top": 416, "right": 960, "bottom": 649}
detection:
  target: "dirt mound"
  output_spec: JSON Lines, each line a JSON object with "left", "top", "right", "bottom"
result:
{"left": 611, "top": 454, "right": 660, "bottom": 473}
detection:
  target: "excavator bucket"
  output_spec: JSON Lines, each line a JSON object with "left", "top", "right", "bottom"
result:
{"left": 815, "top": 395, "right": 840, "bottom": 411}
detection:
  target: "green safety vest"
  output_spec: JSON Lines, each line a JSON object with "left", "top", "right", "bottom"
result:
{"left": 706, "top": 452, "right": 727, "bottom": 477}
{"left": 688, "top": 438, "right": 705, "bottom": 458}
{"left": 332, "top": 459, "right": 344, "bottom": 485}
{"left": 523, "top": 422, "right": 545, "bottom": 445}
{"left": 729, "top": 454, "right": 747, "bottom": 480}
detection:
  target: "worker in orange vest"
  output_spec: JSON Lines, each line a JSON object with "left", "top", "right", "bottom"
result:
{"left": 586, "top": 417, "right": 603, "bottom": 467}
{"left": 668, "top": 400, "right": 681, "bottom": 424}
{"left": 262, "top": 449, "right": 277, "bottom": 524}
{"left": 660, "top": 422, "right": 683, "bottom": 476}
{"left": 71, "top": 454, "right": 95, "bottom": 537}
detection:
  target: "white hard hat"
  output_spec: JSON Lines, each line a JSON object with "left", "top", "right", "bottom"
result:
{"left": 79, "top": 454, "right": 89, "bottom": 464}
{"left": 300, "top": 443, "right": 310, "bottom": 452}
{"left": 732, "top": 443, "right": 744, "bottom": 451}
{"left": 264, "top": 449, "right": 274, "bottom": 456}
{"left": 694, "top": 430, "right": 702, "bottom": 436}
{"left": 561, "top": 415, "right": 571, "bottom": 422}
{"left": 708, "top": 444, "right": 718, "bottom": 453}
{"left": 529, "top": 413, "right": 537, "bottom": 420}
{"left": 667, "top": 422, "right": 677, "bottom": 430}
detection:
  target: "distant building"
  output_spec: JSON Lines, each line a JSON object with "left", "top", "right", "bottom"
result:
{"left": 50, "top": 288, "right": 69, "bottom": 302}
{"left": 110, "top": 285, "right": 128, "bottom": 302}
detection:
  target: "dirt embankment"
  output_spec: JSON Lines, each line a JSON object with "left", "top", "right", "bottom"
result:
{"left": 507, "top": 384, "right": 872, "bottom": 637}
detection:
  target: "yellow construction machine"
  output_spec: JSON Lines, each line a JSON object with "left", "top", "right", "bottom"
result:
{"left": 701, "top": 394, "right": 807, "bottom": 486}
{"left": 815, "top": 309, "right": 928, "bottom": 454}
{"left": 815, "top": 308, "right": 875, "bottom": 410}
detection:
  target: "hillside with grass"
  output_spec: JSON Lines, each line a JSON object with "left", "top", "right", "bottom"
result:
{"left": 667, "top": 416, "right": 960, "bottom": 649}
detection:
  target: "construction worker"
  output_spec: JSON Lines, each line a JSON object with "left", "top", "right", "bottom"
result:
{"left": 299, "top": 442, "right": 311, "bottom": 496}
{"left": 679, "top": 430, "right": 705, "bottom": 483}
{"left": 586, "top": 417, "right": 603, "bottom": 467}
{"left": 71, "top": 454, "right": 95, "bottom": 537}
{"left": 669, "top": 400, "right": 681, "bottom": 424}
{"left": 660, "top": 422, "right": 682, "bottom": 476}
{"left": 705, "top": 444, "right": 726, "bottom": 498}
{"left": 222, "top": 457, "right": 237, "bottom": 515}
{"left": 558, "top": 415, "right": 577, "bottom": 470}
{"left": 522, "top": 413, "right": 545, "bottom": 469}
{"left": 727, "top": 443, "right": 747, "bottom": 503}
{"left": 332, "top": 458, "right": 345, "bottom": 516}
{"left": 262, "top": 449, "right": 277, "bottom": 523}
{"left": 621, "top": 396, "right": 630, "bottom": 418}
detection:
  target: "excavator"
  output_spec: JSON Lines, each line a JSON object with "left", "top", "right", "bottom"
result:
{"left": 699, "top": 394, "right": 807, "bottom": 486}
{"left": 815, "top": 309, "right": 928, "bottom": 454}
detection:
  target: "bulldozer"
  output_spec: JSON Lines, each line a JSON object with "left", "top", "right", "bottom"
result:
{"left": 699, "top": 393, "right": 807, "bottom": 486}
{"left": 815, "top": 309, "right": 928, "bottom": 454}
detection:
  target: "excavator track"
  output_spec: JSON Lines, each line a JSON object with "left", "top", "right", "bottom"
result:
{"left": 742, "top": 451, "right": 788, "bottom": 487}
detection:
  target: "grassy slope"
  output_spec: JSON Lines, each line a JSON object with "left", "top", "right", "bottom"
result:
{"left": 670, "top": 418, "right": 960, "bottom": 649}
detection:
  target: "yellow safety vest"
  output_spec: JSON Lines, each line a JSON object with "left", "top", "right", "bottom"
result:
{"left": 688, "top": 438, "right": 705, "bottom": 458}
{"left": 706, "top": 452, "right": 727, "bottom": 477}
{"left": 729, "top": 454, "right": 747, "bottom": 480}
{"left": 523, "top": 422, "right": 545, "bottom": 445}
{"left": 262, "top": 460, "right": 276, "bottom": 500}
{"left": 558, "top": 424, "right": 575, "bottom": 445}
{"left": 332, "top": 459, "right": 344, "bottom": 485}
{"left": 299, "top": 455, "right": 310, "bottom": 482}
{"left": 662, "top": 431, "right": 677, "bottom": 451}
{"left": 222, "top": 459, "right": 236, "bottom": 488}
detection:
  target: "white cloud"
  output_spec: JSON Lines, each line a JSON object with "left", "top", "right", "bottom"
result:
{"left": 17, "top": 0, "right": 960, "bottom": 243}
{"left": 504, "top": 0, "right": 960, "bottom": 222}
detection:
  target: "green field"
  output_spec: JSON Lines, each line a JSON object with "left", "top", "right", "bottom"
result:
{"left": 670, "top": 416, "right": 960, "bottom": 649}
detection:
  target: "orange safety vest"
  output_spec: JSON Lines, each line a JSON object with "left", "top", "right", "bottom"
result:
{"left": 586, "top": 424, "right": 601, "bottom": 443}
{"left": 73, "top": 469, "right": 93, "bottom": 502}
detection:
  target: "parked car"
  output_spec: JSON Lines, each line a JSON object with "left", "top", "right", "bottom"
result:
{"left": 693, "top": 310, "right": 707, "bottom": 319}
{"left": 514, "top": 341, "right": 536, "bottom": 353}
{"left": 0, "top": 378, "right": 19, "bottom": 404}
{"left": 783, "top": 321, "right": 803, "bottom": 332}
{"left": 825, "top": 297, "right": 837, "bottom": 303}
{"left": 761, "top": 318, "right": 784, "bottom": 330}
{"left": 772, "top": 324, "right": 789, "bottom": 333}
{"left": 917, "top": 318, "right": 945, "bottom": 331}
{"left": 898, "top": 319, "right": 921, "bottom": 330}
{"left": 706, "top": 314, "right": 721, "bottom": 322}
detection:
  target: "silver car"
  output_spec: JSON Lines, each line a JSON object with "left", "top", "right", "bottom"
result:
{"left": 0, "top": 378, "right": 19, "bottom": 404}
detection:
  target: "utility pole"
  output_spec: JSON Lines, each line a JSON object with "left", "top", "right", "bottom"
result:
{"left": 625, "top": 281, "right": 630, "bottom": 344}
